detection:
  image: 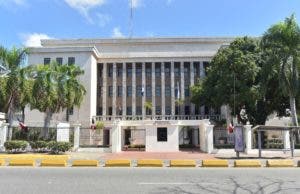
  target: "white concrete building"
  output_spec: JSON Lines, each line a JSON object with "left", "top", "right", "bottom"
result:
{"left": 25, "top": 37, "right": 234, "bottom": 152}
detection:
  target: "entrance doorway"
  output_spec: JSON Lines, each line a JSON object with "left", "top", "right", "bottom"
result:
{"left": 179, "top": 126, "right": 199, "bottom": 150}
{"left": 103, "top": 129, "right": 110, "bottom": 146}
{"left": 124, "top": 129, "right": 131, "bottom": 145}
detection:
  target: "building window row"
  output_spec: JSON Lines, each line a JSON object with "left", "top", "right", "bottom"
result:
{"left": 43, "top": 57, "right": 75, "bottom": 65}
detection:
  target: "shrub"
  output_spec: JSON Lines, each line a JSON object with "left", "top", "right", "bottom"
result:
{"left": 12, "top": 128, "right": 28, "bottom": 140}
{"left": 4, "top": 140, "right": 28, "bottom": 153}
{"left": 29, "top": 141, "right": 48, "bottom": 152}
{"left": 47, "top": 141, "right": 72, "bottom": 154}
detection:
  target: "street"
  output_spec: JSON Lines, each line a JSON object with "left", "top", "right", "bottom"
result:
{"left": 0, "top": 168, "right": 299, "bottom": 194}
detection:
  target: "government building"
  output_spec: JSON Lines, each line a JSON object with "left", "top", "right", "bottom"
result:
{"left": 25, "top": 37, "right": 235, "bottom": 153}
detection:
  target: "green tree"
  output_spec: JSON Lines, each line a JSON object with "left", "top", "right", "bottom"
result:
{"left": 30, "top": 62, "right": 86, "bottom": 135}
{"left": 0, "top": 46, "right": 30, "bottom": 139}
{"left": 261, "top": 14, "right": 300, "bottom": 128}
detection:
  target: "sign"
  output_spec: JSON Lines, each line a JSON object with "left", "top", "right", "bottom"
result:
{"left": 57, "top": 123, "right": 70, "bottom": 142}
{"left": 234, "top": 125, "right": 244, "bottom": 152}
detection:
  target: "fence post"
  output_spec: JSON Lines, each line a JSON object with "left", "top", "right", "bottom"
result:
{"left": 0, "top": 122, "right": 8, "bottom": 151}
{"left": 57, "top": 123, "right": 70, "bottom": 142}
{"left": 73, "top": 124, "right": 81, "bottom": 151}
{"left": 244, "top": 124, "right": 252, "bottom": 154}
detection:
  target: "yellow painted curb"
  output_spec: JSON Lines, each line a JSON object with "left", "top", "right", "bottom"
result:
{"left": 9, "top": 159, "right": 35, "bottom": 166}
{"left": 202, "top": 160, "right": 228, "bottom": 167}
{"left": 0, "top": 159, "right": 5, "bottom": 166}
{"left": 266, "top": 160, "right": 294, "bottom": 167}
{"left": 137, "top": 159, "right": 163, "bottom": 167}
{"left": 40, "top": 159, "right": 67, "bottom": 167}
{"left": 72, "top": 160, "right": 99, "bottom": 167}
{"left": 170, "top": 160, "right": 196, "bottom": 167}
{"left": 234, "top": 160, "right": 261, "bottom": 167}
{"left": 105, "top": 159, "right": 131, "bottom": 167}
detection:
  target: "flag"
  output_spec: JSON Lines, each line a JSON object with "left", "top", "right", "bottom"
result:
{"left": 227, "top": 123, "right": 234, "bottom": 134}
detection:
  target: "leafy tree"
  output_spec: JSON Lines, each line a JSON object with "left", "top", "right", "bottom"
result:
{"left": 261, "top": 14, "right": 300, "bottom": 128}
{"left": 0, "top": 46, "right": 30, "bottom": 139}
{"left": 30, "top": 62, "right": 86, "bottom": 135}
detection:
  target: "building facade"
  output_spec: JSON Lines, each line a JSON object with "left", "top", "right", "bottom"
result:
{"left": 25, "top": 37, "right": 234, "bottom": 152}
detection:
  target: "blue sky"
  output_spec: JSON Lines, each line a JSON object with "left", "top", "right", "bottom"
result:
{"left": 0, "top": 0, "right": 299, "bottom": 48}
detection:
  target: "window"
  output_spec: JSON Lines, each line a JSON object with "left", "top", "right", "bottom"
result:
{"left": 136, "top": 85, "right": 142, "bottom": 97}
{"left": 98, "top": 86, "right": 102, "bottom": 97}
{"left": 184, "top": 87, "right": 190, "bottom": 97}
{"left": 127, "top": 107, "right": 132, "bottom": 115}
{"left": 146, "top": 67, "right": 151, "bottom": 77}
{"left": 157, "top": 127, "right": 167, "bottom": 142}
{"left": 56, "top": 57, "right": 63, "bottom": 65}
{"left": 185, "top": 106, "right": 190, "bottom": 115}
{"left": 146, "top": 85, "right": 152, "bottom": 97}
{"left": 97, "top": 107, "right": 102, "bottom": 115}
{"left": 127, "top": 67, "right": 132, "bottom": 77}
{"left": 165, "top": 66, "right": 170, "bottom": 77}
{"left": 175, "top": 88, "right": 179, "bottom": 98}
{"left": 136, "top": 67, "right": 142, "bottom": 76}
{"left": 165, "top": 86, "right": 171, "bottom": 97}
{"left": 175, "top": 106, "right": 180, "bottom": 115}
{"left": 117, "top": 86, "right": 122, "bottom": 97}
{"left": 136, "top": 106, "right": 142, "bottom": 115}
{"left": 108, "top": 86, "right": 113, "bottom": 97}
{"left": 127, "top": 86, "right": 132, "bottom": 97}
{"left": 108, "top": 66, "right": 113, "bottom": 77}
{"left": 203, "top": 61, "right": 210, "bottom": 75}
{"left": 109, "top": 107, "right": 112, "bottom": 115}
{"left": 117, "top": 67, "right": 122, "bottom": 77}
{"left": 67, "top": 106, "right": 74, "bottom": 115}
{"left": 184, "top": 67, "right": 189, "bottom": 76}
{"left": 156, "top": 106, "right": 161, "bottom": 115}
{"left": 68, "top": 57, "right": 75, "bottom": 65}
{"left": 165, "top": 106, "right": 171, "bottom": 115}
{"left": 174, "top": 67, "right": 180, "bottom": 77}
{"left": 44, "top": 58, "right": 50, "bottom": 65}
{"left": 155, "top": 67, "right": 161, "bottom": 77}
{"left": 155, "top": 86, "right": 161, "bottom": 96}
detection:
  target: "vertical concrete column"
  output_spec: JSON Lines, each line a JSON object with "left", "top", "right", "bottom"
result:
{"left": 111, "top": 120, "right": 122, "bottom": 153}
{"left": 73, "top": 124, "right": 81, "bottom": 151}
{"left": 161, "top": 62, "right": 165, "bottom": 117}
{"left": 244, "top": 124, "right": 252, "bottom": 154}
{"left": 112, "top": 63, "right": 117, "bottom": 116}
{"left": 283, "top": 130, "right": 291, "bottom": 150}
{"left": 151, "top": 62, "right": 156, "bottom": 117}
{"left": 171, "top": 62, "right": 175, "bottom": 116}
{"left": 102, "top": 63, "right": 107, "bottom": 118}
{"left": 190, "top": 62, "right": 195, "bottom": 115}
{"left": 142, "top": 62, "right": 146, "bottom": 118}
{"left": 132, "top": 63, "right": 136, "bottom": 116}
{"left": 122, "top": 63, "right": 127, "bottom": 117}
{"left": 0, "top": 122, "right": 8, "bottom": 151}
{"left": 180, "top": 62, "right": 185, "bottom": 115}
{"left": 199, "top": 121, "right": 214, "bottom": 153}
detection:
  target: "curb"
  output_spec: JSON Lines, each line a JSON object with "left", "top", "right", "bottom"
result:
{"left": 266, "top": 160, "right": 294, "bottom": 167}
{"left": 202, "top": 159, "right": 229, "bottom": 167}
{"left": 0, "top": 159, "right": 5, "bottom": 166}
{"left": 234, "top": 160, "right": 261, "bottom": 168}
{"left": 170, "top": 160, "right": 196, "bottom": 167}
{"left": 9, "top": 159, "right": 35, "bottom": 166}
{"left": 137, "top": 159, "right": 164, "bottom": 167}
{"left": 40, "top": 159, "right": 67, "bottom": 167}
{"left": 105, "top": 159, "right": 131, "bottom": 167}
{"left": 72, "top": 160, "right": 99, "bottom": 167}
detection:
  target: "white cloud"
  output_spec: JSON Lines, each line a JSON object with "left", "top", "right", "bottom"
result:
{"left": 64, "top": 0, "right": 106, "bottom": 23}
{"left": 0, "top": 0, "right": 26, "bottom": 7}
{"left": 129, "top": 0, "right": 142, "bottom": 9}
{"left": 96, "top": 13, "right": 111, "bottom": 27}
{"left": 166, "top": 0, "right": 173, "bottom": 5}
{"left": 20, "top": 33, "right": 52, "bottom": 47}
{"left": 112, "top": 27, "right": 125, "bottom": 38}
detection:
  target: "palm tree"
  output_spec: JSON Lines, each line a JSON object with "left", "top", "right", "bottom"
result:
{"left": 261, "top": 14, "right": 300, "bottom": 139}
{"left": 0, "top": 46, "right": 29, "bottom": 139}
{"left": 31, "top": 62, "right": 86, "bottom": 135}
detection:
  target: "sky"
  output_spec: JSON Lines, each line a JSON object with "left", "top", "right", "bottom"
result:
{"left": 0, "top": 0, "right": 300, "bottom": 48}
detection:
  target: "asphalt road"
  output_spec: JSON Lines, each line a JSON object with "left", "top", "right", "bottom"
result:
{"left": 0, "top": 168, "right": 299, "bottom": 194}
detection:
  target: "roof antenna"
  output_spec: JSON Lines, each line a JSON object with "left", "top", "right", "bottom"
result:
{"left": 129, "top": 0, "right": 133, "bottom": 38}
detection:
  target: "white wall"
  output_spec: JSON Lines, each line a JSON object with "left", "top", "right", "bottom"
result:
{"left": 145, "top": 125, "right": 179, "bottom": 152}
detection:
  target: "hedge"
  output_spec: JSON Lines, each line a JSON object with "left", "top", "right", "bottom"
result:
{"left": 4, "top": 140, "right": 28, "bottom": 153}
{"left": 29, "top": 141, "right": 48, "bottom": 152}
{"left": 47, "top": 141, "right": 72, "bottom": 154}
